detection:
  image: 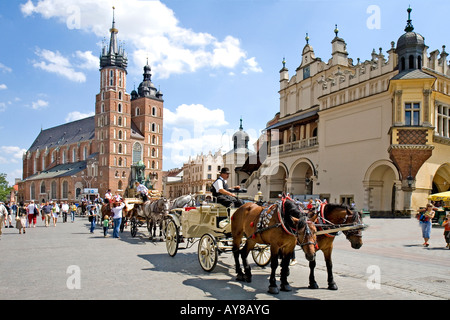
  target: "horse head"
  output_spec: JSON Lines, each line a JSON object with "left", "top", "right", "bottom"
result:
{"left": 323, "top": 204, "right": 363, "bottom": 249}
{"left": 160, "top": 198, "right": 170, "bottom": 215}
{"left": 282, "top": 196, "right": 317, "bottom": 261}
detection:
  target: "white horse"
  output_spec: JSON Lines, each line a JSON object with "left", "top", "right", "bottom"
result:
{"left": 133, "top": 198, "right": 170, "bottom": 240}
{"left": 170, "top": 194, "right": 195, "bottom": 210}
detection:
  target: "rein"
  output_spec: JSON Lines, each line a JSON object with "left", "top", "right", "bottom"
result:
{"left": 314, "top": 202, "right": 361, "bottom": 238}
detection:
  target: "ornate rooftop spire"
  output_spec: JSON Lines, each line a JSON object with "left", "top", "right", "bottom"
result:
{"left": 404, "top": 6, "right": 414, "bottom": 32}
{"left": 100, "top": 6, "right": 127, "bottom": 70}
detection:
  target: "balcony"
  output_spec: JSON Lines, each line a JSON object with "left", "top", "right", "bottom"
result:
{"left": 270, "top": 137, "right": 318, "bottom": 154}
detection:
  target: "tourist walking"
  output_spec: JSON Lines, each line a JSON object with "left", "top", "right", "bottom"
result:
{"left": 111, "top": 201, "right": 125, "bottom": 238}
{"left": 0, "top": 202, "right": 8, "bottom": 239}
{"left": 443, "top": 213, "right": 450, "bottom": 249}
{"left": 51, "top": 202, "right": 59, "bottom": 226}
{"left": 41, "top": 202, "right": 53, "bottom": 227}
{"left": 102, "top": 215, "right": 110, "bottom": 237}
{"left": 27, "top": 201, "right": 38, "bottom": 228}
{"left": 419, "top": 203, "right": 435, "bottom": 247}
{"left": 15, "top": 202, "right": 27, "bottom": 234}
{"left": 61, "top": 201, "right": 69, "bottom": 223}
{"left": 70, "top": 203, "right": 77, "bottom": 222}
{"left": 88, "top": 205, "right": 96, "bottom": 233}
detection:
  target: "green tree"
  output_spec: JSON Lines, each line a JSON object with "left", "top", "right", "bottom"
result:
{"left": 0, "top": 173, "right": 13, "bottom": 202}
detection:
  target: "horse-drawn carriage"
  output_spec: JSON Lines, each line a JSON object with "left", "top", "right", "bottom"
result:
{"left": 164, "top": 191, "right": 368, "bottom": 293}
{"left": 165, "top": 189, "right": 272, "bottom": 272}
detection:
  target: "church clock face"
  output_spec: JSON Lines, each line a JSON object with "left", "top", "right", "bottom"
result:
{"left": 303, "top": 65, "right": 310, "bottom": 79}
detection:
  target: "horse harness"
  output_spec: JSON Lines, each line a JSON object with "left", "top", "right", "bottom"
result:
{"left": 250, "top": 198, "right": 317, "bottom": 248}
{"left": 314, "top": 201, "right": 362, "bottom": 238}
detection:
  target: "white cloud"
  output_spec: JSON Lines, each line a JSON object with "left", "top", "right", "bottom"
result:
{"left": 31, "top": 99, "right": 49, "bottom": 110}
{"left": 0, "top": 62, "right": 12, "bottom": 73}
{"left": 164, "top": 104, "right": 228, "bottom": 129}
{"left": 0, "top": 103, "right": 6, "bottom": 112}
{"left": 243, "top": 57, "right": 263, "bottom": 74}
{"left": 65, "top": 111, "right": 95, "bottom": 122}
{"left": 74, "top": 50, "right": 98, "bottom": 70}
{"left": 21, "top": 0, "right": 261, "bottom": 78}
{"left": 0, "top": 84, "right": 7, "bottom": 90}
{"left": 33, "top": 48, "right": 87, "bottom": 82}
{"left": 0, "top": 146, "right": 27, "bottom": 164}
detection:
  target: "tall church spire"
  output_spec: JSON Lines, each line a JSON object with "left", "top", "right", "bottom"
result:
{"left": 100, "top": 6, "right": 128, "bottom": 70}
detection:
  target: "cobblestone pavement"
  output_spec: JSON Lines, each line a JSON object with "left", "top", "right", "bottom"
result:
{"left": 0, "top": 215, "right": 448, "bottom": 300}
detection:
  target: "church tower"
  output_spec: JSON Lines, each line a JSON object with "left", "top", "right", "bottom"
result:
{"left": 95, "top": 7, "right": 131, "bottom": 196}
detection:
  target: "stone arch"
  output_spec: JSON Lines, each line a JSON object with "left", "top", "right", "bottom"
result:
{"left": 363, "top": 160, "right": 401, "bottom": 216}
{"left": 267, "top": 162, "right": 288, "bottom": 199}
{"left": 289, "top": 158, "right": 316, "bottom": 195}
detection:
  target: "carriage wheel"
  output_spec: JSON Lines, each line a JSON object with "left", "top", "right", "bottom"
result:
{"left": 130, "top": 218, "right": 138, "bottom": 238}
{"left": 198, "top": 234, "right": 218, "bottom": 272}
{"left": 252, "top": 245, "right": 271, "bottom": 267}
{"left": 165, "top": 219, "right": 179, "bottom": 257}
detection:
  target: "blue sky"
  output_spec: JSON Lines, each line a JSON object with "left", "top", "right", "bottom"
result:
{"left": 0, "top": 0, "right": 449, "bottom": 186}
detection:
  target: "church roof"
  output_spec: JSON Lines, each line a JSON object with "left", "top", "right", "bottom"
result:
{"left": 28, "top": 116, "right": 95, "bottom": 153}
{"left": 23, "top": 160, "right": 88, "bottom": 182}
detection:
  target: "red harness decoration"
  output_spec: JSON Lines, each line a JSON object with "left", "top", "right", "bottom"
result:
{"left": 317, "top": 202, "right": 335, "bottom": 238}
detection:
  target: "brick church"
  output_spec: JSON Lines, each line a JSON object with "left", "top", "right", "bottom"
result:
{"left": 18, "top": 11, "right": 164, "bottom": 203}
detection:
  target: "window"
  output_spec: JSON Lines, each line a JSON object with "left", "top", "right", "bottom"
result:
{"left": 152, "top": 107, "right": 157, "bottom": 116}
{"left": 51, "top": 181, "right": 57, "bottom": 199}
{"left": 118, "top": 116, "right": 123, "bottom": 126}
{"left": 405, "top": 103, "right": 420, "bottom": 126}
{"left": 409, "top": 55, "right": 414, "bottom": 69}
{"left": 118, "top": 103, "right": 122, "bottom": 113}
{"left": 40, "top": 182, "right": 46, "bottom": 194}
{"left": 132, "top": 142, "right": 142, "bottom": 164}
{"left": 30, "top": 183, "right": 36, "bottom": 200}
{"left": 62, "top": 181, "right": 68, "bottom": 199}
{"left": 437, "top": 104, "right": 450, "bottom": 138}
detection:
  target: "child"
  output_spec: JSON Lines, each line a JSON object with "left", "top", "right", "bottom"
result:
{"left": 103, "top": 215, "right": 110, "bottom": 237}
{"left": 443, "top": 213, "right": 450, "bottom": 249}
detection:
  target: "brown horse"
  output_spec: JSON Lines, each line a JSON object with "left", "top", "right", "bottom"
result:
{"left": 231, "top": 195, "right": 318, "bottom": 294}
{"left": 308, "top": 203, "right": 363, "bottom": 290}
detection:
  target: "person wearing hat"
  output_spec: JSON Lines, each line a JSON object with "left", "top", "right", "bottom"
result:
{"left": 211, "top": 167, "right": 244, "bottom": 208}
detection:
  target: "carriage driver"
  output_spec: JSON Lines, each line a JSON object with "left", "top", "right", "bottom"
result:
{"left": 134, "top": 181, "right": 149, "bottom": 202}
{"left": 211, "top": 167, "right": 244, "bottom": 208}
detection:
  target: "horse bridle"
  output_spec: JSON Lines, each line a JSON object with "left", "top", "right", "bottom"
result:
{"left": 280, "top": 196, "right": 317, "bottom": 249}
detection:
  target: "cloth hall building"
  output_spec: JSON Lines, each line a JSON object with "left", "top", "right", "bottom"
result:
{"left": 244, "top": 8, "right": 450, "bottom": 216}
{"left": 18, "top": 13, "right": 164, "bottom": 203}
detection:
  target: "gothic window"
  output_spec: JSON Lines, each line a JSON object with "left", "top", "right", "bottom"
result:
{"left": 151, "top": 123, "right": 156, "bottom": 132}
{"left": 62, "top": 181, "right": 68, "bottom": 199}
{"left": 40, "top": 182, "right": 46, "bottom": 194}
{"left": 118, "top": 143, "right": 123, "bottom": 154}
{"left": 118, "top": 130, "right": 123, "bottom": 140}
{"left": 51, "top": 181, "right": 57, "bottom": 199}
{"left": 135, "top": 107, "right": 140, "bottom": 116}
{"left": 118, "top": 103, "right": 122, "bottom": 113}
{"left": 119, "top": 91, "right": 122, "bottom": 100}
{"left": 132, "top": 142, "right": 142, "bottom": 164}
{"left": 118, "top": 180, "right": 123, "bottom": 190}
{"left": 405, "top": 103, "right": 420, "bottom": 126}
{"left": 30, "top": 183, "right": 36, "bottom": 200}
{"left": 118, "top": 158, "right": 123, "bottom": 167}
{"left": 152, "top": 107, "right": 157, "bottom": 116}
{"left": 118, "top": 116, "right": 122, "bottom": 126}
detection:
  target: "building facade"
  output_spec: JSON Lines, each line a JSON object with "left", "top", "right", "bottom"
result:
{"left": 245, "top": 8, "right": 450, "bottom": 216}
{"left": 18, "top": 11, "right": 164, "bottom": 203}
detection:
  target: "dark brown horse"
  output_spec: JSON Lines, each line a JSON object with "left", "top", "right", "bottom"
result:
{"left": 308, "top": 203, "right": 363, "bottom": 290}
{"left": 231, "top": 195, "right": 318, "bottom": 294}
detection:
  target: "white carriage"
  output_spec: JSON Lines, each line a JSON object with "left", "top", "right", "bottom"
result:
{"left": 165, "top": 190, "right": 271, "bottom": 272}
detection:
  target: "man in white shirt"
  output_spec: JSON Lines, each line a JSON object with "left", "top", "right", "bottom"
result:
{"left": 111, "top": 201, "right": 125, "bottom": 238}
{"left": 27, "top": 200, "right": 38, "bottom": 228}
{"left": 211, "top": 167, "right": 244, "bottom": 208}
{"left": 61, "top": 201, "right": 69, "bottom": 223}
{"left": 134, "top": 182, "right": 149, "bottom": 202}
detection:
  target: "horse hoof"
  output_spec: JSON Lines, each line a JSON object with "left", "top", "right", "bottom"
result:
{"left": 268, "top": 286, "right": 279, "bottom": 294}
{"left": 328, "top": 283, "right": 338, "bottom": 290}
{"left": 308, "top": 283, "right": 319, "bottom": 289}
{"left": 280, "top": 284, "right": 292, "bottom": 292}
{"left": 236, "top": 274, "right": 246, "bottom": 282}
